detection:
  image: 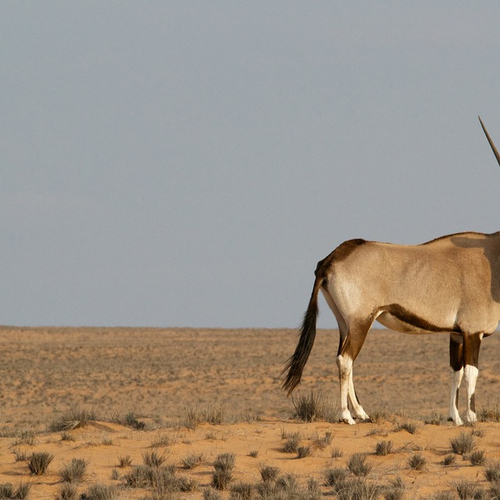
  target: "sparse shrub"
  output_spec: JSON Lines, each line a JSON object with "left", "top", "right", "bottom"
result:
{"left": 12, "top": 450, "right": 28, "bottom": 462}
{"left": 180, "top": 403, "right": 225, "bottom": 428}
{"left": 395, "top": 421, "right": 418, "bottom": 434}
{"left": 383, "top": 477, "right": 405, "bottom": 500}
{"left": 478, "top": 404, "right": 500, "bottom": 422}
{"left": 331, "top": 447, "right": 343, "bottom": 458}
{"left": 182, "top": 452, "right": 204, "bottom": 469}
{"left": 203, "top": 488, "right": 223, "bottom": 500}
{"left": 313, "top": 431, "right": 333, "bottom": 450}
{"left": 424, "top": 412, "right": 442, "bottom": 425}
{"left": 442, "top": 454, "right": 456, "bottom": 466}
{"left": 431, "top": 492, "right": 456, "bottom": 500}
{"left": 489, "top": 480, "right": 500, "bottom": 500}
{"left": 124, "top": 412, "right": 146, "bottom": 430}
{"left": 59, "top": 458, "right": 88, "bottom": 483}
{"left": 375, "top": 440, "right": 393, "bottom": 456}
{"left": 450, "top": 431, "right": 475, "bottom": 455}
{"left": 0, "top": 482, "right": 31, "bottom": 500}
{"left": 348, "top": 453, "right": 372, "bottom": 477}
{"left": 12, "top": 430, "right": 36, "bottom": 446}
{"left": 123, "top": 464, "right": 178, "bottom": 492}
{"left": 297, "top": 446, "right": 312, "bottom": 459}
{"left": 61, "top": 432, "right": 75, "bottom": 442}
{"left": 248, "top": 450, "right": 259, "bottom": 458}
{"left": 117, "top": 455, "right": 132, "bottom": 468}
{"left": 260, "top": 465, "right": 280, "bottom": 483}
{"left": 149, "top": 433, "right": 172, "bottom": 448}
{"left": 337, "top": 478, "right": 380, "bottom": 500}
{"left": 455, "top": 479, "right": 483, "bottom": 500}
{"left": 282, "top": 433, "right": 300, "bottom": 453}
{"left": 28, "top": 451, "right": 54, "bottom": 475}
{"left": 110, "top": 469, "right": 119, "bottom": 480}
{"left": 408, "top": 453, "right": 426, "bottom": 471}
{"left": 369, "top": 408, "right": 389, "bottom": 424}
{"left": 275, "top": 474, "right": 299, "bottom": 494}
{"left": 124, "top": 465, "right": 155, "bottom": 488}
{"left": 257, "top": 472, "right": 319, "bottom": 499}
{"left": 469, "top": 450, "right": 486, "bottom": 466}
{"left": 307, "top": 478, "right": 321, "bottom": 500}
{"left": 50, "top": 408, "right": 99, "bottom": 431}
{"left": 291, "top": 391, "right": 325, "bottom": 422}
{"left": 81, "top": 484, "right": 119, "bottom": 500}
{"left": 229, "top": 482, "right": 253, "bottom": 500}
{"left": 325, "top": 468, "right": 348, "bottom": 491}
{"left": 484, "top": 461, "right": 500, "bottom": 482}
{"left": 211, "top": 453, "right": 235, "bottom": 490}
{"left": 178, "top": 476, "right": 199, "bottom": 492}
{"left": 55, "top": 482, "right": 78, "bottom": 500}
{"left": 142, "top": 450, "right": 167, "bottom": 468}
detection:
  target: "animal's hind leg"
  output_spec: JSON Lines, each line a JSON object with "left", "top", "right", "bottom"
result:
{"left": 336, "top": 320, "right": 371, "bottom": 425}
{"left": 448, "top": 333, "right": 464, "bottom": 425}
{"left": 463, "top": 332, "right": 482, "bottom": 424}
{"left": 347, "top": 367, "right": 369, "bottom": 421}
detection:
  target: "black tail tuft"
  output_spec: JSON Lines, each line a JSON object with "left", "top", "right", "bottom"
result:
{"left": 281, "top": 276, "right": 323, "bottom": 395}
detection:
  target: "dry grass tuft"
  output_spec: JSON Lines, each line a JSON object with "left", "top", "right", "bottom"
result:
{"left": 180, "top": 403, "right": 225, "bottom": 429}
{"left": 469, "top": 450, "right": 486, "bottom": 466}
{"left": 0, "top": 483, "right": 31, "bottom": 500}
{"left": 450, "top": 431, "right": 476, "bottom": 455}
{"left": 455, "top": 479, "right": 484, "bottom": 500}
{"left": 211, "top": 453, "right": 236, "bottom": 490}
{"left": 348, "top": 453, "right": 372, "bottom": 477}
{"left": 375, "top": 440, "right": 393, "bottom": 456}
{"left": 55, "top": 482, "right": 78, "bottom": 500}
{"left": 28, "top": 452, "right": 54, "bottom": 476}
{"left": 50, "top": 408, "right": 99, "bottom": 432}
{"left": 81, "top": 484, "right": 119, "bottom": 500}
{"left": 259, "top": 465, "right": 280, "bottom": 483}
{"left": 59, "top": 458, "right": 88, "bottom": 483}
{"left": 408, "top": 453, "right": 426, "bottom": 471}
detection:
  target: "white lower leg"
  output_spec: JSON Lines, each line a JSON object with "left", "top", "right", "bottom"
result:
{"left": 337, "top": 354, "right": 355, "bottom": 425}
{"left": 464, "top": 364, "right": 479, "bottom": 423}
{"left": 348, "top": 369, "right": 369, "bottom": 420}
{"left": 449, "top": 367, "right": 464, "bottom": 425}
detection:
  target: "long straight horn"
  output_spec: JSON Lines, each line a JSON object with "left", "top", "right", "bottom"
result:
{"left": 479, "top": 116, "right": 500, "bottom": 168}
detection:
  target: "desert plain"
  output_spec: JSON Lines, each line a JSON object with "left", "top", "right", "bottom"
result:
{"left": 2, "top": 326, "right": 500, "bottom": 499}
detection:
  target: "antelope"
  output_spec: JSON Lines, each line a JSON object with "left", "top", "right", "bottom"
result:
{"left": 282, "top": 117, "right": 500, "bottom": 425}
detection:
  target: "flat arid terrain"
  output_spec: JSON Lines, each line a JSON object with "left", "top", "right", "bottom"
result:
{"left": 2, "top": 326, "right": 500, "bottom": 499}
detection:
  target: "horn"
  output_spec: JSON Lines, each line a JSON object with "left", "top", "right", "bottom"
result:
{"left": 479, "top": 116, "right": 500, "bottom": 168}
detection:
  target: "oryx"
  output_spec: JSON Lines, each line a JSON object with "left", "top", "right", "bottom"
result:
{"left": 282, "top": 117, "right": 500, "bottom": 425}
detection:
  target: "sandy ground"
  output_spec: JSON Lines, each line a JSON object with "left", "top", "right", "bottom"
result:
{"left": 1, "top": 326, "right": 500, "bottom": 499}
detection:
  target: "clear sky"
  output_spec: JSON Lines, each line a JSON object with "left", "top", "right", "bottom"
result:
{"left": 2, "top": 2, "right": 500, "bottom": 328}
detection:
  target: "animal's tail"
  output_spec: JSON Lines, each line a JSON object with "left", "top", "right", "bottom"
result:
{"left": 281, "top": 273, "right": 324, "bottom": 396}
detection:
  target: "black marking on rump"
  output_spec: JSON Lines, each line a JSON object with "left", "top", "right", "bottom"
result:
{"left": 315, "top": 239, "right": 367, "bottom": 279}
{"left": 383, "top": 304, "right": 461, "bottom": 334}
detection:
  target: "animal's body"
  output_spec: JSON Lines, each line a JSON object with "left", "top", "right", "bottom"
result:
{"left": 282, "top": 118, "right": 500, "bottom": 425}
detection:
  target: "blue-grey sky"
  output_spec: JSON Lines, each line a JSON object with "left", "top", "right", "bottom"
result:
{"left": 2, "top": 2, "right": 500, "bottom": 328}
